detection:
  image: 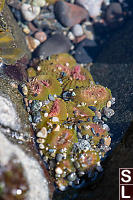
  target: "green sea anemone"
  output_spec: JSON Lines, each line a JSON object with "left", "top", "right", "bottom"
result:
{"left": 27, "top": 75, "right": 62, "bottom": 101}
{"left": 73, "top": 85, "right": 112, "bottom": 110}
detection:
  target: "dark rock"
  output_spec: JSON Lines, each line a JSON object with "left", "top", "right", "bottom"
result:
{"left": 74, "top": 39, "right": 99, "bottom": 63}
{"left": 35, "top": 33, "right": 71, "bottom": 58}
{"left": 105, "top": 2, "right": 123, "bottom": 24}
{"left": 54, "top": 1, "right": 88, "bottom": 27}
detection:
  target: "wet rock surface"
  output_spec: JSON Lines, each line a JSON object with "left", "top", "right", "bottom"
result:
{"left": 35, "top": 33, "right": 71, "bottom": 59}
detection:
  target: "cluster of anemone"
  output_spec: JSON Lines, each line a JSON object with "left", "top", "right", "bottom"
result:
{"left": 22, "top": 53, "right": 114, "bottom": 191}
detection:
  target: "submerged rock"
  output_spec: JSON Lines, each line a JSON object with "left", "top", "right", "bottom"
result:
{"left": 35, "top": 33, "right": 71, "bottom": 59}
{"left": 54, "top": 1, "right": 88, "bottom": 27}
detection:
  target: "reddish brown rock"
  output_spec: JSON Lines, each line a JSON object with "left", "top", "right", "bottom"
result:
{"left": 34, "top": 31, "right": 47, "bottom": 43}
{"left": 54, "top": 1, "right": 88, "bottom": 27}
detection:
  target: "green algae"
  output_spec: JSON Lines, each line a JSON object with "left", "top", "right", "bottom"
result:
{"left": 0, "top": 3, "right": 31, "bottom": 64}
{"left": 0, "top": 0, "right": 5, "bottom": 12}
{"left": 73, "top": 85, "right": 112, "bottom": 110}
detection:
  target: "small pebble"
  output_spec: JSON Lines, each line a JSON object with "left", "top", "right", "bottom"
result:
{"left": 23, "top": 26, "right": 30, "bottom": 34}
{"left": 102, "top": 124, "right": 110, "bottom": 131}
{"left": 28, "top": 115, "right": 32, "bottom": 122}
{"left": 68, "top": 31, "right": 75, "bottom": 40}
{"left": 36, "top": 138, "right": 45, "bottom": 143}
{"left": 22, "top": 85, "right": 28, "bottom": 96}
{"left": 78, "top": 171, "right": 85, "bottom": 177}
{"left": 106, "top": 100, "right": 111, "bottom": 108}
{"left": 92, "top": 116, "right": 99, "bottom": 123}
{"left": 26, "top": 36, "right": 40, "bottom": 52}
{"left": 96, "top": 133, "right": 100, "bottom": 137}
{"left": 59, "top": 185, "right": 66, "bottom": 191}
{"left": 21, "top": 3, "right": 40, "bottom": 22}
{"left": 104, "top": 107, "right": 115, "bottom": 118}
{"left": 52, "top": 117, "right": 59, "bottom": 122}
{"left": 53, "top": 124, "right": 60, "bottom": 132}
{"left": 35, "top": 33, "right": 71, "bottom": 59}
{"left": 37, "top": 66, "right": 41, "bottom": 71}
{"left": 48, "top": 94, "right": 55, "bottom": 101}
{"left": 102, "top": 117, "right": 108, "bottom": 122}
{"left": 56, "top": 154, "right": 63, "bottom": 162}
{"left": 34, "top": 31, "right": 47, "bottom": 43}
{"left": 95, "top": 111, "right": 101, "bottom": 119}
{"left": 67, "top": 173, "right": 77, "bottom": 182}
{"left": 49, "top": 160, "right": 56, "bottom": 169}
{"left": 111, "top": 97, "right": 115, "bottom": 105}
{"left": 55, "top": 167, "right": 63, "bottom": 175}
{"left": 39, "top": 143, "right": 45, "bottom": 149}
{"left": 72, "top": 24, "right": 83, "bottom": 37}
{"left": 104, "top": 136, "right": 111, "bottom": 146}
{"left": 44, "top": 112, "right": 48, "bottom": 117}
{"left": 37, "top": 127, "right": 47, "bottom": 138}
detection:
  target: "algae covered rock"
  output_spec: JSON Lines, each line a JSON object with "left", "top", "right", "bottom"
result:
{"left": 22, "top": 53, "right": 114, "bottom": 190}
{"left": 0, "top": 2, "right": 31, "bottom": 65}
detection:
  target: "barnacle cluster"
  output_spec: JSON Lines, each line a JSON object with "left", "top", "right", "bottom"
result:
{"left": 22, "top": 53, "right": 115, "bottom": 191}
